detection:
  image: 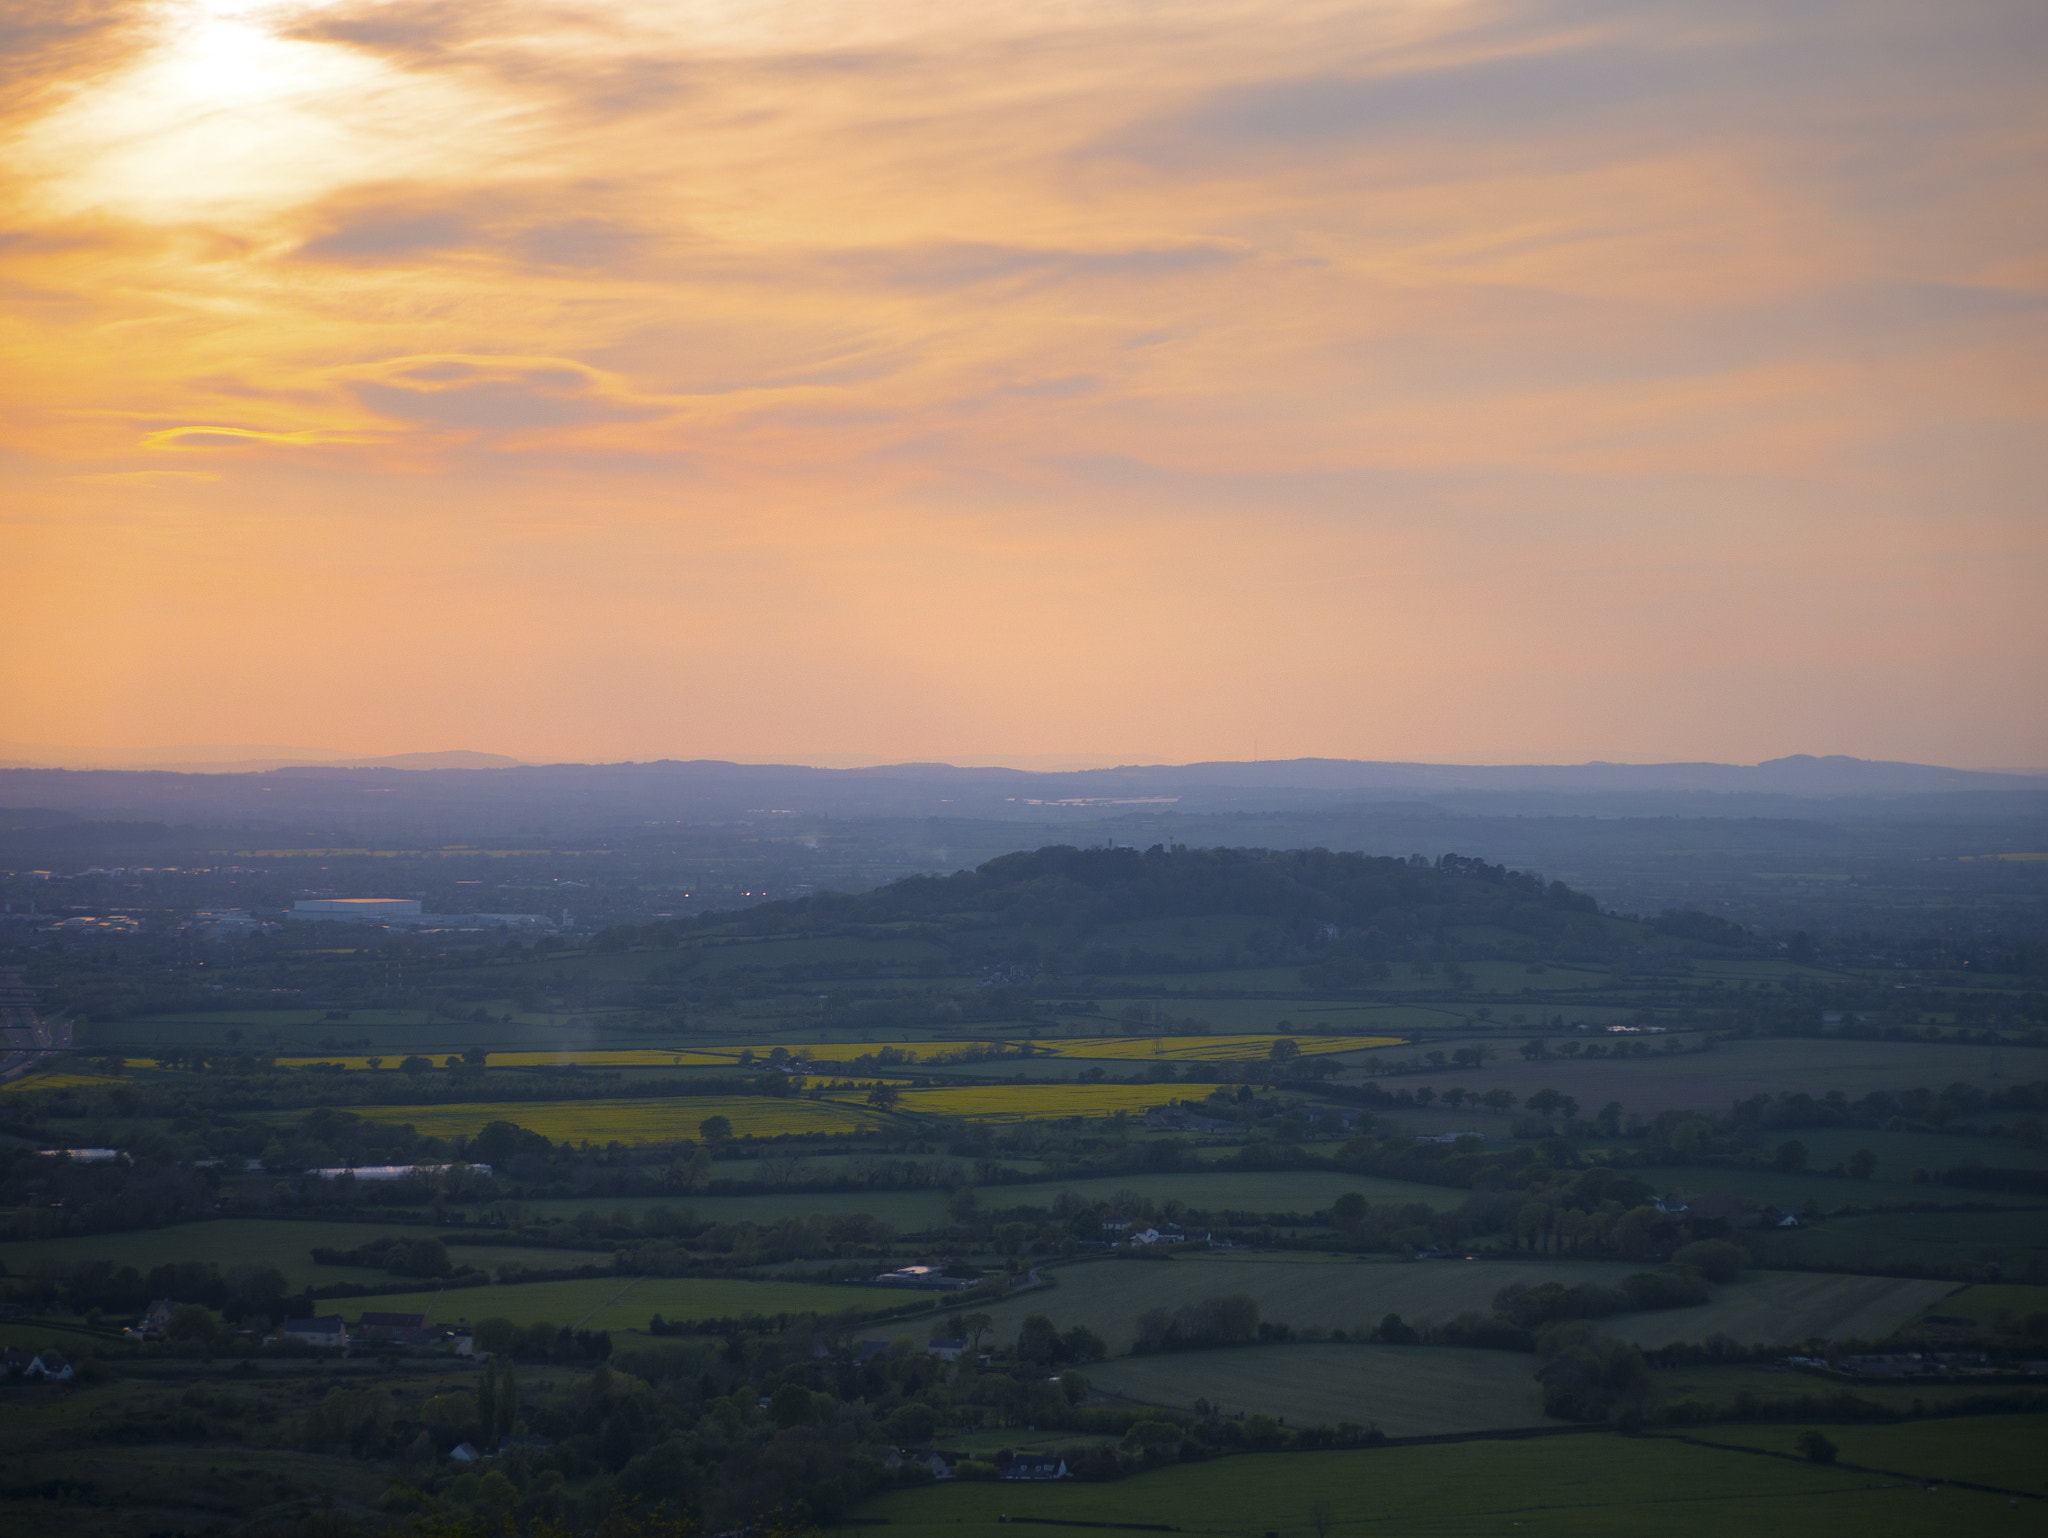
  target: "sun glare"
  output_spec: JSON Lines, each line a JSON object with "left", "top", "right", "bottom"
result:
{"left": 11, "top": 0, "right": 450, "bottom": 223}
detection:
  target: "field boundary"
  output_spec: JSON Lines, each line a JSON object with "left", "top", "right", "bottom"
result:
{"left": 1645, "top": 1430, "right": 2045, "bottom": 1500}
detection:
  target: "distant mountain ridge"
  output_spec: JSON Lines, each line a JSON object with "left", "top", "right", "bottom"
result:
{"left": 0, "top": 753, "right": 2039, "bottom": 837}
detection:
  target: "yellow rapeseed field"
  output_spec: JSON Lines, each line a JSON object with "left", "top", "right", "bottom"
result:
{"left": 869, "top": 1082, "right": 1178, "bottom": 1122}
{"left": 272, "top": 1028, "right": 1392, "bottom": 1073}
{"left": 273, "top": 1032, "right": 1398, "bottom": 1074}
{"left": 1, "top": 1071, "right": 122, "bottom": 1094}
{"left": 348, "top": 1095, "right": 888, "bottom": 1143}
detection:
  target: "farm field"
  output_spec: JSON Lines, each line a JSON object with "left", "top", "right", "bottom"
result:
{"left": 506, "top": 1187, "right": 955, "bottom": 1230}
{"left": 0, "top": 1218, "right": 589, "bottom": 1293}
{"left": 1783, "top": 1127, "right": 2048, "bottom": 1177}
{"left": 276, "top": 1048, "right": 741, "bottom": 1070}
{"left": 1393, "top": 1037, "right": 2048, "bottom": 1118}
{"left": 267, "top": 1033, "right": 1404, "bottom": 1073}
{"left": 864, "top": 1083, "right": 1181, "bottom": 1122}
{"left": 1015, "top": 1168, "right": 1468, "bottom": 1216}
{"left": 1917, "top": 1281, "right": 2048, "bottom": 1325}
{"left": 855, "top": 1434, "right": 2039, "bottom": 1538}
{"left": 1653, "top": 1165, "right": 2037, "bottom": 1214}
{"left": 1669, "top": 1414, "right": 2047, "bottom": 1495}
{"left": 978, "top": 1256, "right": 1951, "bottom": 1356}
{"left": 346, "top": 1094, "right": 889, "bottom": 1142}
{"left": 1649, "top": 1361, "right": 2019, "bottom": 1413}
{"left": 1743, "top": 1208, "right": 2048, "bottom": 1276}
{"left": 1039, "top": 1034, "right": 1404, "bottom": 1061}
{"left": 1599, "top": 1271, "right": 1955, "bottom": 1349}
{"left": 1087, "top": 1341, "right": 1543, "bottom": 1434}
{"left": 344, "top": 1273, "right": 877, "bottom": 1332}
{"left": 977, "top": 1254, "right": 1649, "bottom": 1352}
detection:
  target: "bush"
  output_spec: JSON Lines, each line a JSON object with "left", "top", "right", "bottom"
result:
{"left": 1669, "top": 1240, "right": 1745, "bottom": 1284}
{"left": 1794, "top": 1429, "right": 1838, "bottom": 1464}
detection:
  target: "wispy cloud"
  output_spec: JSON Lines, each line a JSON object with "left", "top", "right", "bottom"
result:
{"left": 0, "top": 0, "right": 2042, "bottom": 765}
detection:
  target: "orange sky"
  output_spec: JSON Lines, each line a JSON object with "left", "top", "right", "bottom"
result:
{"left": 3, "top": 0, "right": 2044, "bottom": 768}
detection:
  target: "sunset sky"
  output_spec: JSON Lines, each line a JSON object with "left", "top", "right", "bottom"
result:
{"left": 3, "top": 0, "right": 2043, "bottom": 769}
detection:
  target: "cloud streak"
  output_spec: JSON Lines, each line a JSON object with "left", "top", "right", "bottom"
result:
{"left": 0, "top": 0, "right": 2042, "bottom": 766}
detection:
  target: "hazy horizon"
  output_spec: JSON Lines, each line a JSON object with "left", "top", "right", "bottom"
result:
{"left": 3, "top": 741, "right": 2042, "bottom": 778}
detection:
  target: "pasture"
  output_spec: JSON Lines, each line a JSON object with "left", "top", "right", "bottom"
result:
{"left": 1655, "top": 1165, "right": 2036, "bottom": 1215}
{"left": 1649, "top": 1362, "right": 2017, "bottom": 1414}
{"left": 1670, "top": 1415, "right": 2046, "bottom": 1495}
{"left": 1744, "top": 1208, "right": 2048, "bottom": 1277}
{"left": 854, "top": 1434, "right": 2039, "bottom": 1538}
{"left": 1012, "top": 1167, "right": 1469, "bottom": 1216}
{"left": 345, "top": 1273, "right": 870, "bottom": 1332}
{"left": 507, "top": 1188, "right": 955, "bottom": 1230}
{"left": 1390, "top": 1036, "right": 2048, "bottom": 1119}
{"left": 974, "top": 1253, "right": 1649, "bottom": 1352}
{"left": 1598, "top": 1271, "right": 1954, "bottom": 1349}
{"left": 1918, "top": 1281, "right": 2048, "bottom": 1325}
{"left": 973, "top": 1254, "right": 1950, "bottom": 1356}
{"left": 1086, "top": 1341, "right": 1543, "bottom": 1435}
{"left": 1039, "top": 1034, "right": 1404, "bottom": 1061}
{"left": 0, "top": 1218, "right": 570, "bottom": 1293}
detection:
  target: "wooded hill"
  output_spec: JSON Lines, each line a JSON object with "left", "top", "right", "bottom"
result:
{"left": 602, "top": 845, "right": 1725, "bottom": 977}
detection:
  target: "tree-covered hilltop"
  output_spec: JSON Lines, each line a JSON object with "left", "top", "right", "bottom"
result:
{"left": 601, "top": 844, "right": 1682, "bottom": 977}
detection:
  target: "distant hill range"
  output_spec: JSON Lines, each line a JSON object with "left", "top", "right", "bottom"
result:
{"left": 0, "top": 753, "right": 2040, "bottom": 837}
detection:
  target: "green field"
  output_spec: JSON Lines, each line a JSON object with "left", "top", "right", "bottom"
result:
{"left": 498, "top": 1187, "right": 954, "bottom": 1230}
{"left": 1651, "top": 1362, "right": 2038, "bottom": 1413}
{"left": 1000, "top": 1168, "right": 1469, "bottom": 1217}
{"left": 1600, "top": 1271, "right": 1953, "bottom": 1349}
{"left": 1670, "top": 1415, "right": 2047, "bottom": 1495}
{"left": 977, "top": 1253, "right": 1650, "bottom": 1351}
{"left": 1389, "top": 1036, "right": 2048, "bottom": 1119}
{"left": 972, "top": 1254, "right": 1949, "bottom": 1356}
{"left": 343, "top": 1273, "right": 878, "bottom": 1332}
{"left": 1916, "top": 1282, "right": 2048, "bottom": 1326}
{"left": 1087, "top": 1341, "right": 1543, "bottom": 1434}
{"left": 856, "top": 1434, "right": 2039, "bottom": 1538}
{"left": 1744, "top": 1208, "right": 2048, "bottom": 1276}
{"left": 0, "top": 1219, "right": 605, "bottom": 1294}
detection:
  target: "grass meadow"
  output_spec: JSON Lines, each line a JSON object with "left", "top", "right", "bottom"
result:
{"left": 1648, "top": 1362, "right": 2021, "bottom": 1414}
{"left": 1039, "top": 1035, "right": 1405, "bottom": 1061}
{"left": 1744, "top": 1208, "right": 2048, "bottom": 1276}
{"left": 1917, "top": 1282, "right": 2048, "bottom": 1325}
{"left": 1392, "top": 1036, "right": 2048, "bottom": 1119}
{"left": 348, "top": 1273, "right": 870, "bottom": 1332}
{"left": 975, "top": 1254, "right": 1952, "bottom": 1355}
{"left": 854, "top": 1434, "right": 2040, "bottom": 1538}
{"left": 0, "top": 1219, "right": 539, "bottom": 1293}
{"left": 1086, "top": 1341, "right": 1544, "bottom": 1434}
{"left": 1011, "top": 1167, "right": 1469, "bottom": 1215}
{"left": 975, "top": 1254, "right": 1648, "bottom": 1352}
{"left": 1597, "top": 1271, "right": 1953, "bottom": 1349}
{"left": 1668, "top": 1414, "right": 2045, "bottom": 1495}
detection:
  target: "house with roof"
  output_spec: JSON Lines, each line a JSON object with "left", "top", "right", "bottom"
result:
{"left": 281, "top": 1316, "right": 348, "bottom": 1348}
{"left": 133, "top": 1299, "right": 178, "bottom": 1338}
{"left": 356, "top": 1311, "right": 429, "bottom": 1342}
{"left": 1003, "top": 1454, "right": 1069, "bottom": 1480}
{"left": 927, "top": 1337, "right": 967, "bottom": 1362}
{"left": 6, "top": 1350, "right": 75, "bottom": 1382}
